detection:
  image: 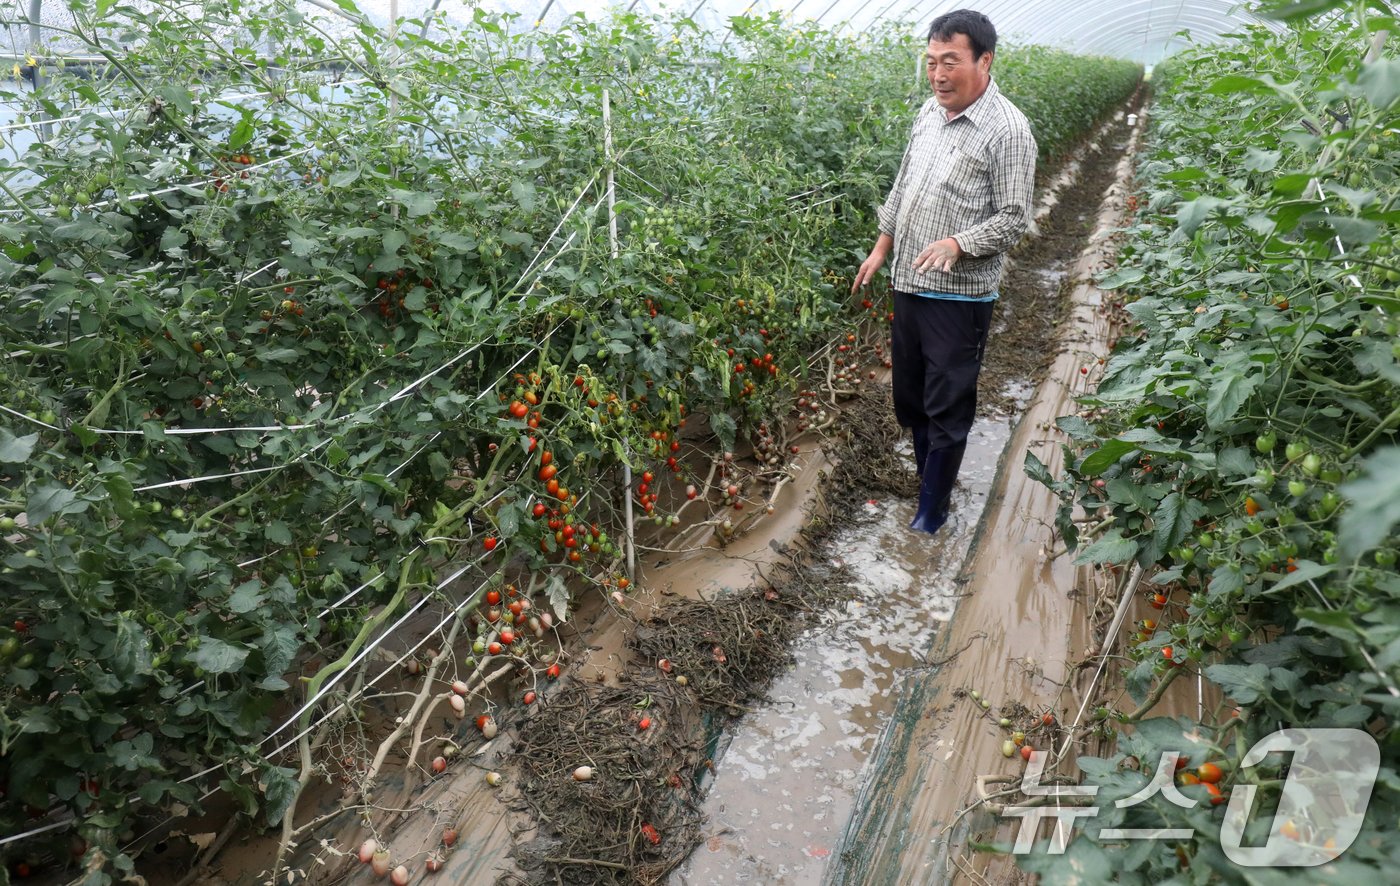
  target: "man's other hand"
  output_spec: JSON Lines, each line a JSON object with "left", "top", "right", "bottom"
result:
{"left": 852, "top": 236, "right": 893, "bottom": 294}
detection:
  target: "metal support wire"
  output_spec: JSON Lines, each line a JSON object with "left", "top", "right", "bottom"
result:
{"left": 832, "top": 0, "right": 883, "bottom": 33}
{"left": 813, "top": 0, "right": 848, "bottom": 25}
{"left": 0, "top": 77, "right": 375, "bottom": 137}
{"left": 0, "top": 145, "right": 320, "bottom": 218}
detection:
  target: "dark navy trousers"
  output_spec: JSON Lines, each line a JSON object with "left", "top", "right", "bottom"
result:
{"left": 889, "top": 291, "right": 994, "bottom": 535}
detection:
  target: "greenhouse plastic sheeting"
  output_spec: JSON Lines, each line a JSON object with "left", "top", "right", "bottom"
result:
{"left": 5, "top": 0, "right": 1281, "bottom": 63}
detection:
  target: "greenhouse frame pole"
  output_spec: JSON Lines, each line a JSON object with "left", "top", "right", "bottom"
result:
{"left": 813, "top": 0, "right": 847, "bottom": 25}
{"left": 867, "top": 0, "right": 911, "bottom": 30}
{"left": 719, "top": 1, "right": 760, "bottom": 47}
{"left": 27, "top": 0, "right": 52, "bottom": 140}
{"left": 418, "top": 0, "right": 445, "bottom": 38}
{"left": 300, "top": 0, "right": 365, "bottom": 24}
{"left": 535, "top": 0, "right": 557, "bottom": 28}
{"left": 603, "top": 87, "right": 636, "bottom": 580}
{"left": 827, "top": 0, "right": 882, "bottom": 33}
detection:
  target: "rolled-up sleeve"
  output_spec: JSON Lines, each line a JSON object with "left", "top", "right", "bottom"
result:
{"left": 952, "top": 126, "right": 1037, "bottom": 258}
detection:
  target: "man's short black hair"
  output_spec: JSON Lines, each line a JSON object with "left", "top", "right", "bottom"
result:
{"left": 927, "top": 9, "right": 997, "bottom": 60}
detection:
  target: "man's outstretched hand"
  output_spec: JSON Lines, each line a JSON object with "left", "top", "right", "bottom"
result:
{"left": 913, "top": 238, "right": 962, "bottom": 274}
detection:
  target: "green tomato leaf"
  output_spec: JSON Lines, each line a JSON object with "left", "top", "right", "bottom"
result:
{"left": 0, "top": 428, "right": 38, "bottom": 464}
{"left": 190, "top": 637, "right": 251, "bottom": 675}
{"left": 1023, "top": 449, "right": 1055, "bottom": 487}
{"left": 1339, "top": 446, "right": 1400, "bottom": 557}
{"left": 262, "top": 765, "right": 300, "bottom": 827}
{"left": 111, "top": 615, "right": 154, "bottom": 679}
{"left": 1205, "top": 370, "right": 1258, "bottom": 430}
{"left": 1074, "top": 528, "right": 1139, "bottom": 566}
{"left": 228, "top": 580, "right": 265, "bottom": 614}
{"left": 27, "top": 485, "right": 84, "bottom": 524}
{"left": 1203, "top": 662, "right": 1271, "bottom": 704}
{"left": 1357, "top": 58, "right": 1400, "bottom": 110}
{"left": 1078, "top": 439, "right": 1137, "bottom": 476}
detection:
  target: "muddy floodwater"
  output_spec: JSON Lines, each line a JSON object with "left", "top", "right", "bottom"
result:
{"left": 671, "top": 407, "right": 1016, "bottom": 885}
{"left": 672, "top": 107, "right": 1139, "bottom": 886}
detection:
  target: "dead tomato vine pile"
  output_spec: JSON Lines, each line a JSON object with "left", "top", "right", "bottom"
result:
{"left": 499, "top": 389, "right": 909, "bottom": 885}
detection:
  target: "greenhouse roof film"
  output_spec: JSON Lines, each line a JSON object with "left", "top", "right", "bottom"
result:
{"left": 7, "top": 0, "right": 1281, "bottom": 62}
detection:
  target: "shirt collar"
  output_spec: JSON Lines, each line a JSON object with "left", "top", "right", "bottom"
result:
{"left": 947, "top": 76, "right": 999, "bottom": 125}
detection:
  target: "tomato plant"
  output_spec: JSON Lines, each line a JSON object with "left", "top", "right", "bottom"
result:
{"left": 1025, "top": 3, "right": 1400, "bottom": 879}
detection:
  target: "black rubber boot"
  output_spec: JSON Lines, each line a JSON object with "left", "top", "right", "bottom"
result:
{"left": 909, "top": 441, "right": 966, "bottom": 535}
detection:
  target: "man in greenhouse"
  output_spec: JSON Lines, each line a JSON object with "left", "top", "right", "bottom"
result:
{"left": 851, "top": 9, "right": 1036, "bottom": 536}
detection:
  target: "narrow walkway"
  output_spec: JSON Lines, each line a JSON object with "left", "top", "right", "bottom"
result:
{"left": 827, "top": 113, "right": 1144, "bottom": 886}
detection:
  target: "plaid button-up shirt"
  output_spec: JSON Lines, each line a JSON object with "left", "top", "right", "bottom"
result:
{"left": 877, "top": 78, "right": 1037, "bottom": 296}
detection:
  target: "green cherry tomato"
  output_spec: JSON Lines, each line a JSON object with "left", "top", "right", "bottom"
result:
{"left": 1376, "top": 550, "right": 1398, "bottom": 568}
{"left": 1288, "top": 480, "right": 1308, "bottom": 498}
{"left": 1286, "top": 441, "right": 1309, "bottom": 462}
{"left": 1302, "top": 454, "right": 1322, "bottom": 477}
{"left": 1255, "top": 431, "right": 1277, "bottom": 454}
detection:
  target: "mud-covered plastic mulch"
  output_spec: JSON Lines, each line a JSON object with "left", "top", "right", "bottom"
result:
{"left": 500, "top": 389, "right": 910, "bottom": 886}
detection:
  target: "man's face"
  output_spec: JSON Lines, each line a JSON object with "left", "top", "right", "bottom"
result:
{"left": 926, "top": 33, "right": 992, "bottom": 115}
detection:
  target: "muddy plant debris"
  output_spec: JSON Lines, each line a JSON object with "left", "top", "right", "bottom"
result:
{"left": 823, "top": 386, "right": 916, "bottom": 509}
{"left": 630, "top": 565, "right": 849, "bottom": 715}
{"left": 504, "top": 565, "right": 852, "bottom": 886}
{"left": 506, "top": 678, "right": 708, "bottom": 886}
{"left": 501, "top": 387, "right": 906, "bottom": 886}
